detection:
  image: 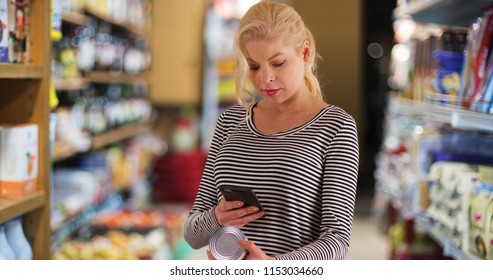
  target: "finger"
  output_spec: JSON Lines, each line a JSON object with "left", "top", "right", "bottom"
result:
{"left": 237, "top": 240, "right": 262, "bottom": 260}
{"left": 237, "top": 240, "right": 274, "bottom": 260}
{"left": 206, "top": 250, "right": 216, "bottom": 260}
{"left": 218, "top": 204, "right": 258, "bottom": 221}
{"left": 237, "top": 240, "right": 255, "bottom": 251}
{"left": 228, "top": 211, "right": 265, "bottom": 228}
{"left": 223, "top": 200, "right": 244, "bottom": 211}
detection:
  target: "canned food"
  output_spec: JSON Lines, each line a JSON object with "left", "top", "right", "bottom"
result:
{"left": 209, "top": 226, "right": 247, "bottom": 260}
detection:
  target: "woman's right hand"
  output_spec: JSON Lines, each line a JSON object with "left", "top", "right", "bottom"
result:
{"left": 214, "top": 199, "right": 265, "bottom": 228}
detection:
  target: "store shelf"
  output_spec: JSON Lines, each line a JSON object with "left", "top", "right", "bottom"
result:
{"left": 393, "top": 0, "right": 493, "bottom": 26}
{"left": 61, "top": 11, "right": 90, "bottom": 26}
{"left": 0, "top": 192, "right": 46, "bottom": 224}
{"left": 84, "top": 7, "right": 150, "bottom": 38}
{"left": 53, "top": 122, "right": 152, "bottom": 162}
{"left": 51, "top": 192, "right": 123, "bottom": 251}
{"left": 85, "top": 71, "right": 149, "bottom": 85}
{"left": 52, "top": 147, "right": 84, "bottom": 162}
{"left": 389, "top": 96, "right": 493, "bottom": 132}
{"left": 53, "top": 78, "right": 90, "bottom": 91}
{"left": 92, "top": 122, "right": 151, "bottom": 150}
{"left": 417, "top": 216, "right": 480, "bottom": 260}
{"left": 0, "top": 65, "right": 43, "bottom": 79}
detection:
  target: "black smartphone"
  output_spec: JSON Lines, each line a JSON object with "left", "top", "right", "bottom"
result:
{"left": 219, "top": 186, "right": 265, "bottom": 213}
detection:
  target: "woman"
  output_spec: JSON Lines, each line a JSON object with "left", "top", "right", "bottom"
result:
{"left": 184, "top": 0, "right": 359, "bottom": 260}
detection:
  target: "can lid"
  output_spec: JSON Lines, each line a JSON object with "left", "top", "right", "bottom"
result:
{"left": 209, "top": 226, "right": 247, "bottom": 260}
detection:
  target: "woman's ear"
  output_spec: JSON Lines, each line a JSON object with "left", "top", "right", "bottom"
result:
{"left": 302, "top": 41, "right": 310, "bottom": 62}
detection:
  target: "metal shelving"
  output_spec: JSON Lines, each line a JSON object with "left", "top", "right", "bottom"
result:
{"left": 393, "top": 0, "right": 493, "bottom": 26}
{"left": 390, "top": 97, "right": 493, "bottom": 132}
{"left": 417, "top": 216, "right": 480, "bottom": 260}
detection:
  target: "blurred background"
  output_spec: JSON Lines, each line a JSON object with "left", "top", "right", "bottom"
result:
{"left": 2, "top": 0, "right": 493, "bottom": 261}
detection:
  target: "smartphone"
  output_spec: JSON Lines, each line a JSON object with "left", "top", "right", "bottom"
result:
{"left": 219, "top": 186, "right": 265, "bottom": 213}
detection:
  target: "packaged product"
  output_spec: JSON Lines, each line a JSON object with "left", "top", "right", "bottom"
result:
{"left": 0, "top": 123, "right": 38, "bottom": 197}
{"left": 0, "top": 0, "right": 8, "bottom": 63}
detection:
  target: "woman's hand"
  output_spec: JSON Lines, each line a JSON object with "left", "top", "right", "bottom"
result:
{"left": 214, "top": 198, "right": 265, "bottom": 228}
{"left": 237, "top": 240, "right": 275, "bottom": 260}
{"left": 206, "top": 240, "right": 275, "bottom": 260}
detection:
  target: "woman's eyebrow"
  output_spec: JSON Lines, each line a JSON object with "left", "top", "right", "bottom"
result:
{"left": 246, "top": 53, "right": 285, "bottom": 63}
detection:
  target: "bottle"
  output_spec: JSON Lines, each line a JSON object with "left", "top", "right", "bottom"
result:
{"left": 0, "top": 223, "right": 16, "bottom": 260}
{"left": 51, "top": 0, "right": 62, "bottom": 42}
{"left": 4, "top": 216, "right": 33, "bottom": 260}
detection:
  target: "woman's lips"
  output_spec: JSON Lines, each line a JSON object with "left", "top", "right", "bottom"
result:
{"left": 264, "top": 89, "right": 280, "bottom": 96}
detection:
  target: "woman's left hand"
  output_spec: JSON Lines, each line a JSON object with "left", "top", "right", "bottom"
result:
{"left": 206, "top": 240, "right": 275, "bottom": 260}
{"left": 237, "top": 240, "right": 275, "bottom": 260}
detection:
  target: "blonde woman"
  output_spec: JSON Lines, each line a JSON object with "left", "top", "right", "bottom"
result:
{"left": 184, "top": 0, "right": 359, "bottom": 260}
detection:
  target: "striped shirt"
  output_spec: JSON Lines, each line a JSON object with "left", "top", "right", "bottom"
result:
{"left": 184, "top": 102, "right": 359, "bottom": 260}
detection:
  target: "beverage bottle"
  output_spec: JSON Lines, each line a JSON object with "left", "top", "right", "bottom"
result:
{"left": 4, "top": 216, "right": 33, "bottom": 260}
{"left": 0, "top": 223, "right": 16, "bottom": 260}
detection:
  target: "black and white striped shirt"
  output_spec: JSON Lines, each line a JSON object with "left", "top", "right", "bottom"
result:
{"left": 184, "top": 102, "right": 359, "bottom": 260}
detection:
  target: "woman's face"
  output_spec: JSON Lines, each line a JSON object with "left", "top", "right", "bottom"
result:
{"left": 243, "top": 38, "right": 308, "bottom": 105}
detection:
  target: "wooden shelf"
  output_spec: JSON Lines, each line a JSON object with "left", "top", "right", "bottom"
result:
{"left": 92, "top": 122, "right": 151, "bottom": 150}
{"left": 393, "top": 0, "right": 493, "bottom": 26}
{"left": 85, "top": 7, "right": 150, "bottom": 38}
{"left": 53, "top": 122, "right": 152, "bottom": 162}
{"left": 0, "top": 65, "right": 43, "bottom": 79}
{"left": 85, "top": 71, "right": 149, "bottom": 85}
{"left": 52, "top": 148, "right": 82, "bottom": 162}
{"left": 53, "top": 78, "right": 90, "bottom": 91}
{"left": 61, "top": 11, "right": 90, "bottom": 26}
{"left": 0, "top": 192, "right": 46, "bottom": 224}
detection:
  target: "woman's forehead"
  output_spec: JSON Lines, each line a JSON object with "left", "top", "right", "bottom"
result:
{"left": 243, "top": 39, "right": 294, "bottom": 60}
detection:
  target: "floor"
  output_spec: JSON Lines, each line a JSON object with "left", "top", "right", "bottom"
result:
{"left": 347, "top": 215, "right": 389, "bottom": 260}
{"left": 346, "top": 192, "right": 389, "bottom": 260}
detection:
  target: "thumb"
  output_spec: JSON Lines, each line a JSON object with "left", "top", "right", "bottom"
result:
{"left": 237, "top": 240, "right": 256, "bottom": 252}
{"left": 206, "top": 250, "right": 217, "bottom": 260}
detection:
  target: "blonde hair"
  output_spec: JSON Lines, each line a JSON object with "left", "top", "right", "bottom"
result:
{"left": 234, "top": 0, "right": 323, "bottom": 108}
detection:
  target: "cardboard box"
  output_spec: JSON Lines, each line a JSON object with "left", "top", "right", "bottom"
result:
{"left": 0, "top": 123, "right": 38, "bottom": 197}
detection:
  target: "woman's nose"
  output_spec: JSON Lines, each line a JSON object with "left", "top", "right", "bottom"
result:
{"left": 260, "top": 70, "right": 275, "bottom": 82}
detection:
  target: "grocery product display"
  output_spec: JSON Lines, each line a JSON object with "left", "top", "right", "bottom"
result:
{"left": 48, "top": 0, "right": 190, "bottom": 260}
{"left": 0, "top": 0, "right": 51, "bottom": 259}
{"left": 0, "top": 0, "right": 211, "bottom": 260}
{"left": 378, "top": 0, "right": 493, "bottom": 259}
{"left": 52, "top": 207, "right": 189, "bottom": 260}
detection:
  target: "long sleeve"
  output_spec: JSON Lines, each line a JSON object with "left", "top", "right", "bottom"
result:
{"left": 183, "top": 113, "right": 225, "bottom": 249}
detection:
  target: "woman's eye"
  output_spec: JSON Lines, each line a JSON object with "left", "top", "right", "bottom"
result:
{"left": 249, "top": 65, "right": 259, "bottom": 71}
{"left": 273, "top": 61, "right": 285, "bottom": 67}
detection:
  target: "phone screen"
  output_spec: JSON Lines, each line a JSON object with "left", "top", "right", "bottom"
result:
{"left": 219, "top": 186, "right": 265, "bottom": 212}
